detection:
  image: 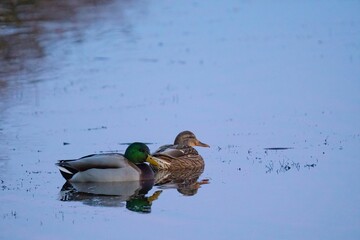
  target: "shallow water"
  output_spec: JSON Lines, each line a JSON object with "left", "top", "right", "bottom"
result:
{"left": 1, "top": 0, "right": 360, "bottom": 239}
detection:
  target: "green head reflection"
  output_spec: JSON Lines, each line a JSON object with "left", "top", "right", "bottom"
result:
{"left": 126, "top": 191, "right": 162, "bottom": 213}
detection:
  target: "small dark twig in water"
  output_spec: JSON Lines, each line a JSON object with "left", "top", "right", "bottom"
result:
{"left": 87, "top": 126, "right": 107, "bottom": 131}
{"left": 304, "top": 163, "right": 317, "bottom": 169}
{"left": 264, "top": 147, "right": 293, "bottom": 150}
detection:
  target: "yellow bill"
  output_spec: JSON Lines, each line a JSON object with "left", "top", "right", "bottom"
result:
{"left": 146, "top": 155, "right": 159, "bottom": 166}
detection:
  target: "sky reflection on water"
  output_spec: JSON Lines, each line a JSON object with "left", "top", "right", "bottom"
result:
{"left": 1, "top": 0, "right": 360, "bottom": 239}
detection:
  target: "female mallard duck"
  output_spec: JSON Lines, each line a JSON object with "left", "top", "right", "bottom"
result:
{"left": 56, "top": 142, "right": 159, "bottom": 182}
{"left": 151, "top": 131, "right": 209, "bottom": 170}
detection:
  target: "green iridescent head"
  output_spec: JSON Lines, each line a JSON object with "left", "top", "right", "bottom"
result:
{"left": 124, "top": 142, "right": 158, "bottom": 166}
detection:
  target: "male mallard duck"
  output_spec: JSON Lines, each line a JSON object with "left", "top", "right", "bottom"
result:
{"left": 151, "top": 131, "right": 209, "bottom": 170}
{"left": 56, "top": 142, "right": 159, "bottom": 182}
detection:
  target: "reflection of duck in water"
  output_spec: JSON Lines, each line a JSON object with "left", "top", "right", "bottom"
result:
{"left": 60, "top": 181, "right": 162, "bottom": 213}
{"left": 56, "top": 142, "right": 158, "bottom": 182}
{"left": 152, "top": 131, "right": 210, "bottom": 170}
{"left": 155, "top": 168, "right": 209, "bottom": 196}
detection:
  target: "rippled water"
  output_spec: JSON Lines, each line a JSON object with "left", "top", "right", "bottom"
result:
{"left": 1, "top": 1, "right": 360, "bottom": 239}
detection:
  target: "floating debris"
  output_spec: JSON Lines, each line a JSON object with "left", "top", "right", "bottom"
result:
{"left": 304, "top": 163, "right": 317, "bottom": 169}
{"left": 87, "top": 126, "right": 107, "bottom": 131}
{"left": 264, "top": 147, "right": 293, "bottom": 150}
{"left": 98, "top": 150, "right": 120, "bottom": 153}
{"left": 119, "top": 142, "right": 154, "bottom": 146}
{"left": 324, "top": 137, "right": 329, "bottom": 145}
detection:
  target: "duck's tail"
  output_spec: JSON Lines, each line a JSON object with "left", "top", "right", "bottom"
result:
{"left": 55, "top": 161, "right": 78, "bottom": 180}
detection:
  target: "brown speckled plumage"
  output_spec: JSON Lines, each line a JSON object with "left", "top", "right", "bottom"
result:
{"left": 152, "top": 131, "right": 209, "bottom": 170}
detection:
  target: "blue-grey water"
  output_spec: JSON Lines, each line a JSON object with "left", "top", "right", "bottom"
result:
{"left": 1, "top": 1, "right": 359, "bottom": 239}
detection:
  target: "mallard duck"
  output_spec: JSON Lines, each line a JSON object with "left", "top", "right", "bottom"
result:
{"left": 56, "top": 142, "right": 159, "bottom": 182}
{"left": 151, "top": 131, "right": 210, "bottom": 170}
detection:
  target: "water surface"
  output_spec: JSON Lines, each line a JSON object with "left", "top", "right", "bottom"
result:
{"left": 1, "top": 1, "right": 359, "bottom": 239}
